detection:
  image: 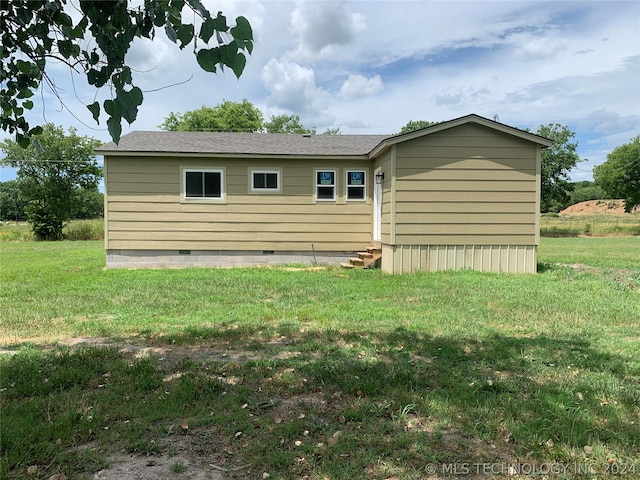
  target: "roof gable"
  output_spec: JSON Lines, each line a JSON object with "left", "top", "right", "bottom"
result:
{"left": 369, "top": 114, "right": 553, "bottom": 157}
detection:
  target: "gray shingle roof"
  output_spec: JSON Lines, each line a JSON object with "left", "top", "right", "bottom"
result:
{"left": 95, "top": 115, "right": 553, "bottom": 157}
{"left": 96, "top": 131, "right": 390, "bottom": 156}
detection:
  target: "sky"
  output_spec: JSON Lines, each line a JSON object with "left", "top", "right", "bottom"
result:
{"left": 2, "top": 0, "right": 639, "bottom": 183}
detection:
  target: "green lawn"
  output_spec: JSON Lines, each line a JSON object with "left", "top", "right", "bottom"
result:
{"left": 1, "top": 238, "right": 639, "bottom": 479}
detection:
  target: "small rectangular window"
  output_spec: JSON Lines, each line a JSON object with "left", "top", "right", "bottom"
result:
{"left": 251, "top": 170, "right": 280, "bottom": 192}
{"left": 183, "top": 169, "right": 224, "bottom": 200}
{"left": 316, "top": 170, "right": 336, "bottom": 201}
{"left": 346, "top": 170, "right": 366, "bottom": 201}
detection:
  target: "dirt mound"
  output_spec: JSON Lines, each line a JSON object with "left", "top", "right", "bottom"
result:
{"left": 560, "top": 199, "right": 637, "bottom": 215}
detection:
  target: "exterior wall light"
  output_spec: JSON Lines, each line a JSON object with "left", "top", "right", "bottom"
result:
{"left": 375, "top": 171, "right": 385, "bottom": 184}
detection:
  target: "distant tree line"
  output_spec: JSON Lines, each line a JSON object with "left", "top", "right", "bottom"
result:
{"left": 160, "top": 99, "right": 341, "bottom": 135}
{"left": 0, "top": 179, "right": 103, "bottom": 223}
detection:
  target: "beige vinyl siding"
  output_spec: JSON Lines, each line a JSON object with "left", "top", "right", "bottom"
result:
{"left": 383, "top": 244, "right": 536, "bottom": 274}
{"left": 105, "top": 156, "right": 372, "bottom": 251}
{"left": 393, "top": 123, "right": 539, "bottom": 246}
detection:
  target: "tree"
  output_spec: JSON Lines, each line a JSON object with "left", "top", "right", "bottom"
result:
{"left": 322, "top": 127, "right": 341, "bottom": 135}
{"left": 1, "top": 0, "right": 253, "bottom": 145}
{"left": 0, "top": 124, "right": 102, "bottom": 240}
{"left": 536, "top": 124, "right": 583, "bottom": 212}
{"left": 0, "top": 180, "right": 27, "bottom": 223}
{"left": 566, "top": 181, "right": 607, "bottom": 208}
{"left": 159, "top": 100, "right": 263, "bottom": 132}
{"left": 398, "top": 120, "right": 440, "bottom": 134}
{"left": 594, "top": 135, "right": 640, "bottom": 212}
{"left": 71, "top": 190, "right": 104, "bottom": 219}
{"left": 264, "top": 114, "right": 315, "bottom": 134}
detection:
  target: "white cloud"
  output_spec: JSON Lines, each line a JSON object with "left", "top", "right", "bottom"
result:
{"left": 3, "top": 0, "right": 639, "bottom": 184}
{"left": 510, "top": 33, "right": 567, "bottom": 61}
{"left": 261, "top": 58, "right": 330, "bottom": 116}
{"left": 289, "top": 1, "right": 366, "bottom": 60}
{"left": 339, "top": 74, "right": 383, "bottom": 100}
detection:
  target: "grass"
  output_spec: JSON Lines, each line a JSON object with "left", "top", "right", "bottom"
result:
{"left": 1, "top": 239, "right": 639, "bottom": 479}
{"left": 0, "top": 219, "right": 103, "bottom": 242}
{"left": 540, "top": 212, "right": 640, "bottom": 237}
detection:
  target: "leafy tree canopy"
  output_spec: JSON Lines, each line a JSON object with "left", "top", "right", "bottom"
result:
{"left": 1, "top": 0, "right": 253, "bottom": 145}
{"left": 159, "top": 100, "right": 263, "bottom": 132}
{"left": 0, "top": 179, "right": 28, "bottom": 222}
{"left": 160, "top": 102, "right": 331, "bottom": 135}
{"left": 594, "top": 135, "right": 640, "bottom": 212}
{"left": 398, "top": 120, "right": 440, "bottom": 134}
{"left": 0, "top": 124, "right": 102, "bottom": 240}
{"left": 264, "top": 114, "right": 315, "bottom": 134}
{"left": 322, "top": 127, "right": 341, "bottom": 135}
{"left": 536, "top": 124, "right": 583, "bottom": 213}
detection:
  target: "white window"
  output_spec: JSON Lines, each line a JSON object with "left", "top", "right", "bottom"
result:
{"left": 346, "top": 170, "right": 366, "bottom": 201}
{"left": 315, "top": 170, "right": 336, "bottom": 201}
{"left": 183, "top": 168, "right": 224, "bottom": 200}
{"left": 251, "top": 170, "right": 280, "bottom": 192}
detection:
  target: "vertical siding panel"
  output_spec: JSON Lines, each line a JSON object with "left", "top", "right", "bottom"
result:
{"left": 381, "top": 244, "right": 536, "bottom": 273}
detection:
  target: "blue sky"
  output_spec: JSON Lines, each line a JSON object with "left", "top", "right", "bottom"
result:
{"left": 2, "top": 0, "right": 639, "bottom": 183}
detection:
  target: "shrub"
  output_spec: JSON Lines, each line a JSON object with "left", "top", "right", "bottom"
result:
{"left": 63, "top": 220, "right": 104, "bottom": 241}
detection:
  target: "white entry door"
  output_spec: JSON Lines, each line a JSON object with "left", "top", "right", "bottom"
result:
{"left": 373, "top": 167, "right": 382, "bottom": 242}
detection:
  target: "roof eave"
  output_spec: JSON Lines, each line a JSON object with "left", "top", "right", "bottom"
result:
{"left": 96, "top": 150, "right": 371, "bottom": 161}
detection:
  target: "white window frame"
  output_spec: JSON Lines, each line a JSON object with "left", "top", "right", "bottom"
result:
{"left": 250, "top": 169, "right": 281, "bottom": 193}
{"left": 182, "top": 167, "right": 225, "bottom": 202}
{"left": 346, "top": 170, "right": 366, "bottom": 201}
{"left": 315, "top": 169, "right": 336, "bottom": 202}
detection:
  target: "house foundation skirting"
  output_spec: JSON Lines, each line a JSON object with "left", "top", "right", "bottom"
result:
{"left": 382, "top": 244, "right": 537, "bottom": 274}
{"left": 106, "top": 250, "right": 353, "bottom": 269}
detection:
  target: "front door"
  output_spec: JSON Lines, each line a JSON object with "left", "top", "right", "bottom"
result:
{"left": 373, "top": 167, "right": 382, "bottom": 242}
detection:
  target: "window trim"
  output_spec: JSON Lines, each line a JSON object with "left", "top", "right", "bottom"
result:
{"left": 346, "top": 170, "right": 367, "bottom": 201}
{"left": 250, "top": 169, "right": 281, "bottom": 193}
{"left": 315, "top": 169, "right": 337, "bottom": 202}
{"left": 181, "top": 167, "right": 225, "bottom": 202}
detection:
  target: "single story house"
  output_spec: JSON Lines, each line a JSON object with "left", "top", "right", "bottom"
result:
{"left": 96, "top": 114, "right": 553, "bottom": 273}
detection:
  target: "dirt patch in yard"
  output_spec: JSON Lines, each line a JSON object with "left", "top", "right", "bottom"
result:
{"left": 560, "top": 199, "right": 639, "bottom": 215}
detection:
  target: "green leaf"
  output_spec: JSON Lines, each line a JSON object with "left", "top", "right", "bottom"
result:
{"left": 199, "top": 17, "right": 215, "bottom": 43}
{"left": 231, "top": 16, "right": 252, "bottom": 42}
{"left": 213, "top": 12, "right": 228, "bottom": 31}
{"left": 219, "top": 41, "right": 240, "bottom": 69}
{"left": 165, "top": 24, "right": 178, "bottom": 43}
{"left": 120, "top": 67, "right": 132, "bottom": 85}
{"left": 117, "top": 87, "right": 143, "bottom": 124}
{"left": 17, "top": 133, "right": 30, "bottom": 148}
{"left": 103, "top": 99, "right": 121, "bottom": 117}
{"left": 87, "top": 102, "right": 100, "bottom": 123}
{"left": 196, "top": 47, "right": 220, "bottom": 73}
{"left": 57, "top": 40, "right": 76, "bottom": 59}
{"left": 107, "top": 115, "right": 122, "bottom": 144}
{"left": 231, "top": 53, "right": 246, "bottom": 79}
{"left": 17, "top": 88, "right": 35, "bottom": 99}
{"left": 188, "top": 0, "right": 209, "bottom": 18}
{"left": 175, "top": 24, "right": 194, "bottom": 48}
{"left": 23, "top": 100, "right": 34, "bottom": 110}
{"left": 118, "top": 87, "right": 143, "bottom": 109}
{"left": 70, "top": 17, "right": 88, "bottom": 39}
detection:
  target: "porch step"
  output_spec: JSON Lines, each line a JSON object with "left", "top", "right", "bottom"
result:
{"left": 349, "top": 257, "right": 365, "bottom": 266}
{"left": 341, "top": 247, "right": 382, "bottom": 269}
